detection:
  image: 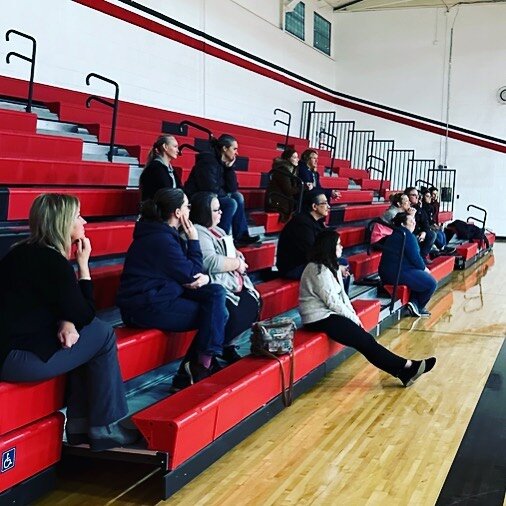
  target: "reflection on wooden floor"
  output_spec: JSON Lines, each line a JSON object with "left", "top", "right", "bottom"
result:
{"left": 37, "top": 246, "right": 506, "bottom": 506}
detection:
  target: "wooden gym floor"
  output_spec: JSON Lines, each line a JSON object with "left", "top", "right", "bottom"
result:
{"left": 37, "top": 245, "right": 506, "bottom": 506}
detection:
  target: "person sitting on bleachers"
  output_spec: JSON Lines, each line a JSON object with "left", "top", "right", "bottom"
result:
{"left": 276, "top": 189, "right": 350, "bottom": 290}
{"left": 378, "top": 212, "right": 437, "bottom": 318}
{"left": 404, "top": 186, "right": 437, "bottom": 264}
{"left": 300, "top": 229, "right": 436, "bottom": 387}
{"left": 297, "top": 149, "right": 341, "bottom": 202}
{"left": 0, "top": 194, "right": 138, "bottom": 451}
{"left": 140, "top": 135, "right": 182, "bottom": 201}
{"left": 184, "top": 134, "right": 259, "bottom": 246}
{"left": 190, "top": 192, "right": 261, "bottom": 363}
{"left": 116, "top": 188, "right": 229, "bottom": 389}
{"left": 265, "top": 149, "right": 302, "bottom": 222}
{"left": 381, "top": 192, "right": 415, "bottom": 224}
{"left": 420, "top": 188, "right": 455, "bottom": 254}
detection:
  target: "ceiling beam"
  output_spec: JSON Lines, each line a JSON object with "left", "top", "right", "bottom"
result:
{"left": 333, "top": 0, "right": 368, "bottom": 10}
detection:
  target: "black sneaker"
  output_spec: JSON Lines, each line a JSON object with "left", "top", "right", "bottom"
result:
{"left": 170, "top": 370, "right": 192, "bottom": 392}
{"left": 406, "top": 301, "right": 421, "bottom": 317}
{"left": 184, "top": 361, "right": 212, "bottom": 385}
{"left": 442, "top": 246, "right": 456, "bottom": 254}
{"left": 220, "top": 346, "right": 242, "bottom": 364}
{"left": 419, "top": 308, "right": 431, "bottom": 318}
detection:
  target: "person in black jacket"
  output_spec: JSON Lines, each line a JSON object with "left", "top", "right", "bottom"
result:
{"left": 139, "top": 135, "right": 182, "bottom": 201}
{"left": 276, "top": 189, "right": 350, "bottom": 289}
{"left": 116, "top": 188, "right": 229, "bottom": 389}
{"left": 297, "top": 149, "right": 341, "bottom": 202}
{"left": 0, "top": 194, "right": 137, "bottom": 452}
{"left": 404, "top": 187, "right": 437, "bottom": 264}
{"left": 184, "top": 134, "right": 259, "bottom": 245}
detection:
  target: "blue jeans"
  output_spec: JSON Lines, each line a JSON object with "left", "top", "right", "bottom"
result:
{"left": 121, "top": 283, "right": 228, "bottom": 359}
{"left": 434, "top": 229, "right": 446, "bottom": 249}
{"left": 419, "top": 230, "right": 437, "bottom": 258}
{"left": 219, "top": 192, "right": 249, "bottom": 239}
{"left": 398, "top": 269, "right": 437, "bottom": 310}
{"left": 0, "top": 318, "right": 128, "bottom": 427}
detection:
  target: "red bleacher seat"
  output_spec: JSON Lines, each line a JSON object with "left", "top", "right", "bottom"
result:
{"left": 0, "top": 109, "right": 37, "bottom": 133}
{"left": 343, "top": 204, "right": 389, "bottom": 222}
{"left": 250, "top": 211, "right": 284, "bottom": 233}
{"left": 456, "top": 242, "right": 479, "bottom": 261}
{"left": 348, "top": 251, "right": 382, "bottom": 280}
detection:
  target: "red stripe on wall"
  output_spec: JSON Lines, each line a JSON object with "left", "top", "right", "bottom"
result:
{"left": 72, "top": 0, "right": 505, "bottom": 154}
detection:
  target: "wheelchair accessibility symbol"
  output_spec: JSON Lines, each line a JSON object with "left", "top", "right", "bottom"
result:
{"left": 1, "top": 447, "right": 15, "bottom": 473}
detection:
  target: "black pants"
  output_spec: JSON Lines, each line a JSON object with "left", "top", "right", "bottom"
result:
{"left": 225, "top": 290, "right": 260, "bottom": 345}
{"left": 305, "top": 315, "right": 407, "bottom": 377}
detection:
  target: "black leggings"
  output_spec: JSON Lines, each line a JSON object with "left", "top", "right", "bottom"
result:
{"left": 225, "top": 290, "right": 260, "bottom": 345}
{"left": 305, "top": 315, "right": 407, "bottom": 377}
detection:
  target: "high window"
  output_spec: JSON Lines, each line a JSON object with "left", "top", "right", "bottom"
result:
{"left": 313, "top": 12, "right": 331, "bottom": 56}
{"left": 285, "top": 2, "right": 305, "bottom": 41}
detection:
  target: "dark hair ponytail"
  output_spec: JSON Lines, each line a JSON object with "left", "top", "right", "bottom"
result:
{"left": 308, "top": 229, "right": 341, "bottom": 278}
{"left": 140, "top": 188, "right": 185, "bottom": 222}
{"left": 210, "top": 134, "right": 237, "bottom": 158}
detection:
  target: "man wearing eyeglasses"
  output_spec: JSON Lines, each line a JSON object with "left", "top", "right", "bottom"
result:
{"left": 276, "top": 190, "right": 350, "bottom": 289}
{"left": 404, "top": 187, "right": 437, "bottom": 265}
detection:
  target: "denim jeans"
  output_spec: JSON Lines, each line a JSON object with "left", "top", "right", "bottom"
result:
{"left": 434, "top": 229, "right": 446, "bottom": 249}
{"left": 419, "top": 230, "right": 437, "bottom": 258}
{"left": 121, "top": 283, "right": 228, "bottom": 359}
{"left": 218, "top": 192, "right": 249, "bottom": 239}
{"left": 398, "top": 269, "right": 437, "bottom": 310}
{"left": 0, "top": 318, "right": 128, "bottom": 427}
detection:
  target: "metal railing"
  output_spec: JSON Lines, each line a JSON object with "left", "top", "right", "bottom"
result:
{"left": 467, "top": 204, "right": 488, "bottom": 248}
{"left": 427, "top": 167, "right": 456, "bottom": 212}
{"left": 5, "top": 29, "right": 36, "bottom": 113}
{"left": 178, "top": 143, "right": 200, "bottom": 155}
{"left": 386, "top": 149, "right": 415, "bottom": 191}
{"left": 179, "top": 120, "right": 213, "bottom": 141}
{"left": 273, "top": 108, "right": 292, "bottom": 149}
{"left": 300, "top": 101, "right": 336, "bottom": 148}
{"left": 348, "top": 130, "right": 375, "bottom": 170}
{"left": 318, "top": 130, "right": 337, "bottom": 173}
{"left": 365, "top": 155, "right": 386, "bottom": 199}
{"left": 85, "top": 73, "right": 119, "bottom": 162}
{"left": 329, "top": 120, "right": 355, "bottom": 160}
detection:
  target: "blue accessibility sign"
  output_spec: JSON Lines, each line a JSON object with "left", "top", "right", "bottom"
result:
{"left": 1, "top": 447, "right": 15, "bottom": 473}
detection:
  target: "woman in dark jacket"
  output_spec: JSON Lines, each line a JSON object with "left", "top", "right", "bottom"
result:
{"left": 378, "top": 212, "right": 437, "bottom": 318}
{"left": 0, "top": 194, "right": 137, "bottom": 452}
{"left": 265, "top": 148, "right": 302, "bottom": 222}
{"left": 298, "top": 149, "right": 341, "bottom": 202}
{"left": 139, "top": 135, "right": 182, "bottom": 201}
{"left": 184, "top": 134, "right": 259, "bottom": 245}
{"left": 116, "top": 188, "right": 229, "bottom": 389}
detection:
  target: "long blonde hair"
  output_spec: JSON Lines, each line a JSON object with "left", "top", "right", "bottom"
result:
{"left": 145, "top": 135, "right": 176, "bottom": 166}
{"left": 25, "top": 194, "right": 79, "bottom": 256}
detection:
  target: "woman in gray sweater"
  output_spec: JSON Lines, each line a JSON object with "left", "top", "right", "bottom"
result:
{"left": 190, "top": 192, "right": 261, "bottom": 363}
{"left": 299, "top": 229, "right": 436, "bottom": 387}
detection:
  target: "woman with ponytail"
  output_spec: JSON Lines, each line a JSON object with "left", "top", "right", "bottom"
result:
{"left": 184, "top": 134, "right": 259, "bottom": 245}
{"left": 116, "top": 188, "right": 229, "bottom": 389}
{"left": 139, "top": 135, "right": 182, "bottom": 201}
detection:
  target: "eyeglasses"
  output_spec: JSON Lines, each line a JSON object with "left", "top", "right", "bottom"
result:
{"left": 316, "top": 201, "right": 330, "bottom": 207}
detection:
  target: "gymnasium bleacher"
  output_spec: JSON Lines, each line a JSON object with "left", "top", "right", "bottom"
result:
{"left": 0, "top": 75, "right": 496, "bottom": 503}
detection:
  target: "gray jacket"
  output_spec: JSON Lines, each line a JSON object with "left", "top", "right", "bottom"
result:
{"left": 195, "top": 224, "right": 259, "bottom": 305}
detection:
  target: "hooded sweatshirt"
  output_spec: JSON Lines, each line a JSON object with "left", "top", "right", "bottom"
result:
{"left": 116, "top": 220, "right": 203, "bottom": 311}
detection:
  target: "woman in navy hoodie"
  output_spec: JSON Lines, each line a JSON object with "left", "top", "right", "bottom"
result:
{"left": 117, "top": 188, "right": 229, "bottom": 389}
{"left": 378, "top": 212, "right": 437, "bottom": 318}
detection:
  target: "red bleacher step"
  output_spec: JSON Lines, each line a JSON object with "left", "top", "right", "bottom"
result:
{"left": 0, "top": 108, "right": 37, "bottom": 133}
{"left": 250, "top": 212, "right": 284, "bottom": 233}
{"left": 132, "top": 299, "right": 380, "bottom": 469}
{"left": 356, "top": 179, "right": 390, "bottom": 191}
{"left": 0, "top": 158, "right": 130, "bottom": 186}
{"left": 456, "top": 242, "right": 479, "bottom": 261}
{"left": 1, "top": 188, "right": 140, "bottom": 221}
{"left": 348, "top": 251, "right": 382, "bottom": 280}
{"left": 0, "top": 413, "right": 64, "bottom": 494}
{"left": 319, "top": 176, "right": 349, "bottom": 190}
{"left": 343, "top": 204, "right": 389, "bottom": 222}
{"left": 0, "top": 377, "right": 65, "bottom": 436}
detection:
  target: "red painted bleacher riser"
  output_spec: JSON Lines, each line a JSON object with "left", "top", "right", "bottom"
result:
{"left": 456, "top": 242, "right": 479, "bottom": 260}
{"left": 319, "top": 176, "right": 349, "bottom": 190}
{"left": 344, "top": 204, "right": 389, "bottom": 222}
{"left": 0, "top": 158, "right": 130, "bottom": 186}
{"left": 250, "top": 211, "right": 284, "bottom": 233}
{"left": 340, "top": 226, "right": 366, "bottom": 248}
{"left": 358, "top": 179, "right": 390, "bottom": 191}
{"left": 0, "top": 377, "right": 65, "bottom": 436}
{"left": 3, "top": 188, "right": 140, "bottom": 221}
{"left": 348, "top": 251, "right": 382, "bottom": 280}
{"left": 132, "top": 300, "right": 380, "bottom": 469}
{"left": 0, "top": 131, "right": 83, "bottom": 161}
{"left": 0, "top": 109, "right": 37, "bottom": 133}
{"left": 438, "top": 211, "right": 453, "bottom": 223}
{"left": 0, "top": 413, "right": 64, "bottom": 494}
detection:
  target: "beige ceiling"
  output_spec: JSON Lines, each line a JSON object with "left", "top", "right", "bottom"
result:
{"left": 328, "top": 0, "right": 505, "bottom": 12}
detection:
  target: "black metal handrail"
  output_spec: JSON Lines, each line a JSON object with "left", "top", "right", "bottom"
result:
{"left": 5, "top": 29, "right": 37, "bottom": 113}
{"left": 366, "top": 155, "right": 386, "bottom": 199}
{"left": 273, "top": 108, "right": 291, "bottom": 149}
{"left": 179, "top": 120, "right": 213, "bottom": 140}
{"left": 466, "top": 204, "right": 488, "bottom": 248}
{"left": 415, "top": 179, "right": 432, "bottom": 191}
{"left": 85, "top": 73, "right": 119, "bottom": 162}
{"left": 178, "top": 143, "right": 200, "bottom": 155}
{"left": 428, "top": 167, "right": 456, "bottom": 212}
{"left": 269, "top": 167, "right": 304, "bottom": 213}
{"left": 318, "top": 129, "right": 337, "bottom": 173}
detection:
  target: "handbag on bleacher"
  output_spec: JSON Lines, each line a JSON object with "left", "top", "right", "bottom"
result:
{"left": 250, "top": 317, "right": 295, "bottom": 407}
